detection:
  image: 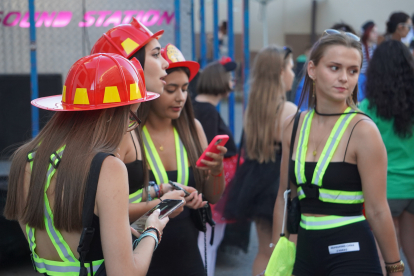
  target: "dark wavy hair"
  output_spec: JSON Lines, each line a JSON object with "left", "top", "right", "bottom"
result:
{"left": 365, "top": 40, "right": 414, "bottom": 137}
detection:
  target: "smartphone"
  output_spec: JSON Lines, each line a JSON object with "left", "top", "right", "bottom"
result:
{"left": 196, "top": 134, "right": 229, "bottom": 167}
{"left": 168, "top": 180, "right": 191, "bottom": 197}
{"left": 131, "top": 199, "right": 184, "bottom": 233}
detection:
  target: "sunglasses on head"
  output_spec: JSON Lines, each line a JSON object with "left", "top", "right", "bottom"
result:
{"left": 127, "top": 111, "right": 141, "bottom": 132}
{"left": 283, "top": 46, "right": 293, "bottom": 59}
{"left": 399, "top": 23, "right": 413, "bottom": 31}
{"left": 323, "top": 29, "right": 360, "bottom": 42}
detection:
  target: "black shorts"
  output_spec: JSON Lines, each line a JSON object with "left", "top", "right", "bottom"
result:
{"left": 293, "top": 220, "right": 382, "bottom": 276}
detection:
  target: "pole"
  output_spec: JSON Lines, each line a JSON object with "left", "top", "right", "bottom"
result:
{"left": 243, "top": 0, "right": 250, "bottom": 111}
{"left": 191, "top": 0, "right": 196, "bottom": 61}
{"left": 311, "top": 0, "right": 317, "bottom": 44}
{"left": 174, "top": 0, "right": 181, "bottom": 49}
{"left": 213, "top": 0, "right": 219, "bottom": 61}
{"left": 29, "top": 0, "right": 39, "bottom": 137}
{"left": 261, "top": 2, "right": 268, "bottom": 47}
{"left": 227, "top": 0, "right": 234, "bottom": 134}
{"left": 200, "top": 0, "right": 207, "bottom": 68}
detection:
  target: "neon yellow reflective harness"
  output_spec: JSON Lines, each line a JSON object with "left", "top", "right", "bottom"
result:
{"left": 294, "top": 107, "right": 365, "bottom": 230}
{"left": 127, "top": 126, "right": 189, "bottom": 203}
{"left": 26, "top": 147, "right": 104, "bottom": 275}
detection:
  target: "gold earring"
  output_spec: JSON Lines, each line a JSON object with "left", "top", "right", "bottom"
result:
{"left": 312, "top": 81, "right": 315, "bottom": 98}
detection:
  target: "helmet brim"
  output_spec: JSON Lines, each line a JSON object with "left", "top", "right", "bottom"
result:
{"left": 167, "top": 61, "right": 200, "bottom": 82}
{"left": 126, "top": 30, "right": 164, "bottom": 59}
{"left": 31, "top": 91, "right": 160, "bottom": 111}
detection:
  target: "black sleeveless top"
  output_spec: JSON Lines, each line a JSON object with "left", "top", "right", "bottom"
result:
{"left": 125, "top": 132, "right": 145, "bottom": 194}
{"left": 289, "top": 160, "right": 363, "bottom": 216}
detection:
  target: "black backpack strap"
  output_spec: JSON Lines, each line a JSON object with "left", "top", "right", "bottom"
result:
{"left": 287, "top": 112, "right": 302, "bottom": 193}
{"left": 78, "top": 152, "right": 113, "bottom": 276}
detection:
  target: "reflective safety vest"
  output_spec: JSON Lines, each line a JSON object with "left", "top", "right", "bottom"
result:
{"left": 128, "top": 126, "right": 189, "bottom": 203}
{"left": 26, "top": 147, "right": 104, "bottom": 275}
{"left": 294, "top": 107, "right": 365, "bottom": 229}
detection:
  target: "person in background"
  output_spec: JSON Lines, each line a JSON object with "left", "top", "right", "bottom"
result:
{"left": 358, "top": 21, "right": 378, "bottom": 102}
{"left": 293, "top": 45, "right": 312, "bottom": 110}
{"left": 219, "top": 21, "right": 228, "bottom": 58}
{"left": 384, "top": 12, "right": 412, "bottom": 42}
{"left": 401, "top": 13, "right": 414, "bottom": 49}
{"left": 192, "top": 57, "right": 238, "bottom": 276}
{"left": 225, "top": 46, "right": 296, "bottom": 276}
{"left": 360, "top": 39, "right": 414, "bottom": 274}
{"left": 331, "top": 22, "right": 357, "bottom": 35}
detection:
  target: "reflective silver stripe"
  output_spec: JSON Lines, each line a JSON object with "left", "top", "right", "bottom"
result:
{"left": 142, "top": 134, "right": 165, "bottom": 184}
{"left": 44, "top": 150, "right": 77, "bottom": 263}
{"left": 44, "top": 203, "right": 76, "bottom": 262}
{"left": 313, "top": 112, "right": 355, "bottom": 185}
{"left": 296, "top": 112, "right": 312, "bottom": 184}
{"left": 34, "top": 259, "right": 102, "bottom": 273}
{"left": 28, "top": 227, "right": 37, "bottom": 257}
{"left": 297, "top": 188, "right": 305, "bottom": 198}
{"left": 178, "top": 136, "right": 186, "bottom": 184}
{"left": 301, "top": 215, "right": 364, "bottom": 227}
{"left": 129, "top": 191, "right": 143, "bottom": 203}
{"left": 319, "top": 192, "right": 364, "bottom": 201}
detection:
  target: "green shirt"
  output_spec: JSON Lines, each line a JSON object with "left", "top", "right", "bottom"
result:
{"left": 359, "top": 99, "right": 414, "bottom": 199}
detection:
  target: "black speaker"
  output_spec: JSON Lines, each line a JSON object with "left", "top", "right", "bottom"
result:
{"left": 0, "top": 74, "right": 62, "bottom": 158}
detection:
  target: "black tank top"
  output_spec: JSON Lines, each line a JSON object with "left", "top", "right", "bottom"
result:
{"left": 289, "top": 160, "right": 363, "bottom": 216}
{"left": 125, "top": 132, "right": 145, "bottom": 194}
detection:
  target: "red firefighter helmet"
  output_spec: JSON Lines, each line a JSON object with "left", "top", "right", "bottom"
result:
{"left": 31, "top": 53, "right": 159, "bottom": 111}
{"left": 161, "top": 43, "right": 200, "bottom": 81}
{"left": 90, "top": 17, "right": 164, "bottom": 59}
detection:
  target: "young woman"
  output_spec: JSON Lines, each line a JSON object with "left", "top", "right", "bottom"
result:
{"left": 273, "top": 30, "right": 404, "bottom": 275}
{"left": 384, "top": 12, "right": 412, "bottom": 42}
{"left": 360, "top": 39, "right": 414, "bottom": 273}
{"left": 192, "top": 57, "right": 238, "bottom": 276}
{"left": 4, "top": 53, "right": 168, "bottom": 276}
{"left": 225, "top": 45, "right": 296, "bottom": 276}
{"left": 358, "top": 20, "right": 378, "bottom": 102}
{"left": 91, "top": 19, "right": 186, "bottom": 222}
{"left": 137, "top": 43, "right": 227, "bottom": 276}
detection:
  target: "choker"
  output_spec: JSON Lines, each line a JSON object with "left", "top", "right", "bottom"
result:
{"left": 314, "top": 108, "right": 356, "bottom": 116}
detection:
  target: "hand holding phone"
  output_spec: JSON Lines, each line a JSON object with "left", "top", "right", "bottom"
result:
{"left": 196, "top": 135, "right": 229, "bottom": 167}
{"left": 168, "top": 180, "right": 191, "bottom": 197}
{"left": 131, "top": 199, "right": 184, "bottom": 233}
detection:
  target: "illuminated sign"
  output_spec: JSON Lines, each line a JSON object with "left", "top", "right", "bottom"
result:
{"left": 0, "top": 10, "right": 174, "bottom": 28}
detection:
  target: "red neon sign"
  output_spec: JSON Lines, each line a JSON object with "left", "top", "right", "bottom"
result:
{"left": 0, "top": 10, "right": 175, "bottom": 28}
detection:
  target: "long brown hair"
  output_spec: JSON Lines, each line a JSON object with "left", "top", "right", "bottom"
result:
{"left": 298, "top": 32, "right": 362, "bottom": 110}
{"left": 4, "top": 106, "right": 130, "bottom": 232}
{"left": 244, "top": 45, "right": 285, "bottom": 163}
{"left": 138, "top": 67, "right": 206, "bottom": 192}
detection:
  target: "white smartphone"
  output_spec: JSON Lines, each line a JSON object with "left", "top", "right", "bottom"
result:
{"left": 130, "top": 199, "right": 184, "bottom": 233}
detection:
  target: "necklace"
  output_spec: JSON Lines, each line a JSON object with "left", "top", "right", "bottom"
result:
{"left": 314, "top": 107, "right": 359, "bottom": 116}
{"left": 311, "top": 130, "right": 330, "bottom": 158}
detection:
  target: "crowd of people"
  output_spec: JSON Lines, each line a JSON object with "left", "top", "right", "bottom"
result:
{"left": 3, "top": 9, "right": 414, "bottom": 276}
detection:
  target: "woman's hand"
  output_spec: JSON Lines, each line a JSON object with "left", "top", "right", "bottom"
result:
{"left": 196, "top": 145, "right": 227, "bottom": 175}
{"left": 160, "top": 190, "right": 185, "bottom": 218}
{"left": 185, "top": 191, "right": 208, "bottom": 209}
{"left": 144, "top": 209, "right": 169, "bottom": 235}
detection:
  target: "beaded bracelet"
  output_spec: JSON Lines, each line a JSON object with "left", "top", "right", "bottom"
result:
{"left": 133, "top": 231, "right": 159, "bottom": 251}
{"left": 152, "top": 183, "right": 161, "bottom": 198}
{"left": 144, "top": 226, "right": 162, "bottom": 243}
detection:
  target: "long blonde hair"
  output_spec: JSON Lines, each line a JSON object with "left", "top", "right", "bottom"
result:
{"left": 244, "top": 46, "right": 285, "bottom": 163}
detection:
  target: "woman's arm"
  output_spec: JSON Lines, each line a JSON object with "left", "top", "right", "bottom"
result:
{"left": 96, "top": 156, "right": 167, "bottom": 276}
{"left": 194, "top": 119, "right": 226, "bottom": 204}
{"left": 355, "top": 120, "right": 402, "bottom": 275}
{"left": 272, "top": 115, "right": 295, "bottom": 244}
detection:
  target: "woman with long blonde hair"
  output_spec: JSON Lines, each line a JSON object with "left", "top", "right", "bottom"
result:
{"left": 225, "top": 45, "right": 296, "bottom": 275}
